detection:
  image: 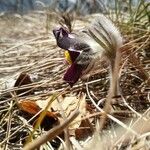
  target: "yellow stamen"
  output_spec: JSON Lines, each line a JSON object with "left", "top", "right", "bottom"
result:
{"left": 64, "top": 50, "right": 72, "bottom": 64}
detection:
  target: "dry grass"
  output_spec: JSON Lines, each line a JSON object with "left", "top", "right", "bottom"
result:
{"left": 0, "top": 8, "right": 150, "bottom": 150}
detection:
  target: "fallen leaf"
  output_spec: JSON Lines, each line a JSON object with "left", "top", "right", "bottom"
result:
{"left": 50, "top": 93, "right": 87, "bottom": 136}
{"left": 14, "top": 72, "right": 33, "bottom": 95}
{"left": 19, "top": 100, "right": 40, "bottom": 115}
{"left": 75, "top": 119, "right": 93, "bottom": 140}
{"left": 18, "top": 99, "right": 59, "bottom": 130}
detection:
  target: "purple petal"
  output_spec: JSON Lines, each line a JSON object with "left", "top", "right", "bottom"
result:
{"left": 53, "top": 27, "right": 69, "bottom": 39}
{"left": 53, "top": 28, "right": 74, "bottom": 50}
{"left": 60, "top": 28, "right": 69, "bottom": 37}
{"left": 53, "top": 27, "right": 89, "bottom": 52}
{"left": 68, "top": 51, "right": 80, "bottom": 63}
{"left": 63, "top": 63, "right": 83, "bottom": 87}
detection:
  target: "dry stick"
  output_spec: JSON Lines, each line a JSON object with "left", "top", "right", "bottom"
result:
{"left": 3, "top": 36, "right": 44, "bottom": 54}
{"left": 86, "top": 83, "right": 138, "bottom": 135}
{"left": 0, "top": 109, "right": 43, "bottom": 146}
{"left": 1, "top": 76, "right": 65, "bottom": 105}
{"left": 56, "top": 97, "right": 73, "bottom": 150}
{"left": 1, "top": 87, "right": 69, "bottom": 145}
{"left": 112, "top": 109, "right": 150, "bottom": 148}
{"left": 124, "top": 36, "right": 150, "bottom": 84}
{"left": 3, "top": 100, "right": 13, "bottom": 150}
{"left": 118, "top": 61, "right": 148, "bottom": 120}
{"left": 26, "top": 86, "right": 70, "bottom": 144}
{"left": 23, "top": 110, "right": 79, "bottom": 150}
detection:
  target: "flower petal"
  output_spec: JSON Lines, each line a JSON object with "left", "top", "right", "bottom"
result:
{"left": 53, "top": 27, "right": 90, "bottom": 52}
{"left": 64, "top": 50, "right": 80, "bottom": 64}
{"left": 63, "top": 63, "right": 84, "bottom": 87}
{"left": 68, "top": 50, "right": 80, "bottom": 63}
{"left": 53, "top": 27, "right": 69, "bottom": 39}
{"left": 53, "top": 27, "right": 73, "bottom": 50}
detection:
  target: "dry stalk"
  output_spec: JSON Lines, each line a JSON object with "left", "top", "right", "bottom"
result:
{"left": 56, "top": 97, "right": 73, "bottom": 150}
{"left": 23, "top": 110, "right": 79, "bottom": 150}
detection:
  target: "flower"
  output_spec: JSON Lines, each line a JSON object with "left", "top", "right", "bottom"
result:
{"left": 53, "top": 15, "right": 123, "bottom": 87}
{"left": 53, "top": 27, "right": 92, "bottom": 87}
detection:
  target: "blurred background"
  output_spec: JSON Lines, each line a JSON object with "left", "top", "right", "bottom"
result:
{"left": 0, "top": 0, "right": 146, "bottom": 15}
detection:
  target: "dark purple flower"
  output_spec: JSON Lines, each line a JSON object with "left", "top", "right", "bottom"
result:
{"left": 53, "top": 27, "right": 90, "bottom": 86}
{"left": 53, "top": 15, "right": 123, "bottom": 88}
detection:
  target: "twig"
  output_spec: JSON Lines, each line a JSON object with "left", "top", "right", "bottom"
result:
{"left": 85, "top": 83, "right": 138, "bottom": 135}
{"left": 23, "top": 110, "right": 79, "bottom": 150}
{"left": 3, "top": 100, "right": 13, "bottom": 150}
{"left": 57, "top": 97, "right": 72, "bottom": 150}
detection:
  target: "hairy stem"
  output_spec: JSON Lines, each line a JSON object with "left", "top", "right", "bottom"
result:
{"left": 99, "top": 49, "right": 121, "bottom": 130}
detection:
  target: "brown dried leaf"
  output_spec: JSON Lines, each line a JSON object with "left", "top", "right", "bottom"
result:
{"left": 19, "top": 100, "right": 40, "bottom": 115}
{"left": 75, "top": 119, "right": 93, "bottom": 140}
{"left": 18, "top": 99, "right": 59, "bottom": 130}
{"left": 48, "top": 93, "right": 87, "bottom": 131}
{"left": 14, "top": 72, "right": 33, "bottom": 95}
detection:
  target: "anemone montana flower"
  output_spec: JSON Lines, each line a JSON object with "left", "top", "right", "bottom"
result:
{"left": 53, "top": 15, "right": 123, "bottom": 88}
